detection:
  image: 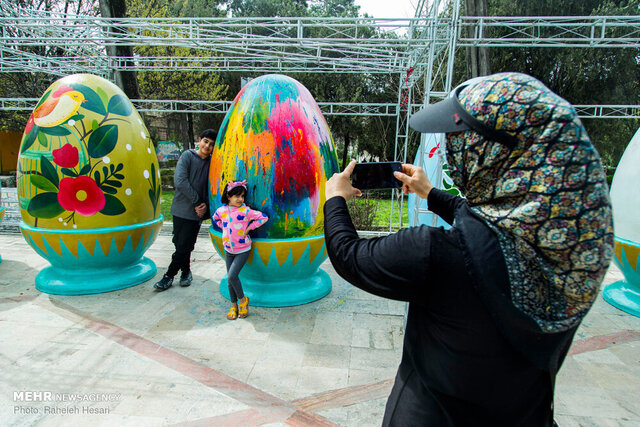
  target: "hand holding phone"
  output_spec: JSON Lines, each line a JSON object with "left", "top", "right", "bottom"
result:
{"left": 394, "top": 164, "right": 434, "bottom": 199}
{"left": 351, "top": 162, "right": 403, "bottom": 190}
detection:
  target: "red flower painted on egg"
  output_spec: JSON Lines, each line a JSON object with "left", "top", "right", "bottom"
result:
{"left": 57, "top": 176, "right": 105, "bottom": 216}
{"left": 52, "top": 144, "right": 79, "bottom": 168}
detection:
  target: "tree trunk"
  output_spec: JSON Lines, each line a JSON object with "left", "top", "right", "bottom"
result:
{"left": 464, "top": 0, "right": 491, "bottom": 79}
{"left": 341, "top": 132, "right": 351, "bottom": 169}
{"left": 186, "top": 112, "right": 194, "bottom": 149}
{"left": 98, "top": 0, "right": 140, "bottom": 99}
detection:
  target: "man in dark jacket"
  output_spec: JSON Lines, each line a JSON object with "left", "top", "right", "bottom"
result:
{"left": 154, "top": 129, "right": 216, "bottom": 291}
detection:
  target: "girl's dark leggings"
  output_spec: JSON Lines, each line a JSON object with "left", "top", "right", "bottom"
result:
{"left": 224, "top": 250, "right": 250, "bottom": 303}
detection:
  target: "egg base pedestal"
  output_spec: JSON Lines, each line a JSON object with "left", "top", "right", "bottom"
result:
{"left": 35, "top": 257, "right": 156, "bottom": 295}
{"left": 20, "top": 217, "right": 163, "bottom": 296}
{"left": 219, "top": 269, "right": 331, "bottom": 307}
{"left": 209, "top": 227, "right": 332, "bottom": 307}
{"left": 602, "top": 238, "right": 640, "bottom": 317}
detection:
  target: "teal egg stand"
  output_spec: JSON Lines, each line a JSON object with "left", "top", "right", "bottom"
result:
{"left": 20, "top": 216, "right": 163, "bottom": 295}
{"left": 602, "top": 236, "right": 640, "bottom": 317}
{"left": 209, "top": 227, "right": 331, "bottom": 307}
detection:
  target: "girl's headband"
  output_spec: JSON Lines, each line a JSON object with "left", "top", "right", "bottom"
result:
{"left": 226, "top": 180, "right": 247, "bottom": 191}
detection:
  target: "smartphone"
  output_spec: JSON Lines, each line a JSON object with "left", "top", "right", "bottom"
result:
{"left": 351, "top": 162, "right": 403, "bottom": 190}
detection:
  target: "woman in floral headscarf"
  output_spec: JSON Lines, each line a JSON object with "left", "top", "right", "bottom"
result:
{"left": 324, "top": 72, "right": 613, "bottom": 426}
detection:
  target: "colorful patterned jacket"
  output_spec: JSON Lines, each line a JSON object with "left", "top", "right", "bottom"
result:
{"left": 213, "top": 204, "right": 268, "bottom": 254}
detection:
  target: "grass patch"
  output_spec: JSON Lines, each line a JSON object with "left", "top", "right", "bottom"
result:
{"left": 368, "top": 197, "right": 409, "bottom": 229}
{"left": 160, "top": 191, "right": 409, "bottom": 229}
{"left": 161, "top": 192, "right": 174, "bottom": 221}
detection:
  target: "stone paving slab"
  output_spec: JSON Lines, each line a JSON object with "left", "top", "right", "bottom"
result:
{"left": 0, "top": 232, "right": 639, "bottom": 426}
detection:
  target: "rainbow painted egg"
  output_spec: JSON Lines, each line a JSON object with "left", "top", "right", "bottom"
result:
{"left": 17, "top": 74, "right": 162, "bottom": 295}
{"left": 208, "top": 74, "right": 339, "bottom": 306}
{"left": 209, "top": 74, "right": 339, "bottom": 238}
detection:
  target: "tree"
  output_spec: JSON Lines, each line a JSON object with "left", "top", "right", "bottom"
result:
{"left": 0, "top": 0, "right": 99, "bottom": 131}
{"left": 125, "top": 0, "right": 229, "bottom": 148}
{"left": 485, "top": 0, "right": 640, "bottom": 168}
{"left": 463, "top": 0, "right": 491, "bottom": 78}
{"left": 223, "top": 0, "right": 395, "bottom": 167}
{"left": 225, "top": 0, "right": 308, "bottom": 17}
{"left": 99, "top": 0, "right": 140, "bottom": 99}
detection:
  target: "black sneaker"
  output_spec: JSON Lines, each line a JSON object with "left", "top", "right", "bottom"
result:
{"left": 153, "top": 275, "right": 173, "bottom": 291}
{"left": 179, "top": 271, "right": 192, "bottom": 287}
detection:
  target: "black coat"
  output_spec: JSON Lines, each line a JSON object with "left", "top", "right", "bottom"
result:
{"left": 323, "top": 189, "right": 577, "bottom": 426}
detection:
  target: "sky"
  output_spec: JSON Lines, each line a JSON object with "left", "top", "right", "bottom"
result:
{"left": 353, "top": 0, "right": 419, "bottom": 19}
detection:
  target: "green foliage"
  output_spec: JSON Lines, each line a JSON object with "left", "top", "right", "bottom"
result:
{"left": 347, "top": 194, "right": 378, "bottom": 230}
{"left": 221, "top": 0, "right": 401, "bottom": 165}
{"left": 0, "top": 1, "right": 97, "bottom": 132}
{"left": 226, "top": 0, "right": 309, "bottom": 17}
{"left": 160, "top": 167, "right": 175, "bottom": 190}
{"left": 485, "top": 0, "right": 640, "bottom": 168}
{"left": 126, "top": 3, "right": 228, "bottom": 98}
{"left": 161, "top": 191, "right": 174, "bottom": 221}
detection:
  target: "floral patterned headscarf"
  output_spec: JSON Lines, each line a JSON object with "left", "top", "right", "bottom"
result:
{"left": 446, "top": 72, "right": 614, "bottom": 333}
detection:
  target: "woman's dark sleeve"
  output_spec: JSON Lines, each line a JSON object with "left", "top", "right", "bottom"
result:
{"left": 323, "top": 196, "right": 431, "bottom": 303}
{"left": 427, "top": 188, "right": 466, "bottom": 225}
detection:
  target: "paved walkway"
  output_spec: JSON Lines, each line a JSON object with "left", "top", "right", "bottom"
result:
{"left": 0, "top": 230, "right": 639, "bottom": 426}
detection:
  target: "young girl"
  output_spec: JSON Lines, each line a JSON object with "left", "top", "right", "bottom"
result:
{"left": 213, "top": 180, "right": 268, "bottom": 320}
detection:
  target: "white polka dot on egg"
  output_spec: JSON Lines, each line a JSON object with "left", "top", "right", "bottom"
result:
{"left": 103, "top": 156, "right": 110, "bottom": 164}
{"left": 126, "top": 144, "right": 132, "bottom": 151}
{"left": 125, "top": 188, "right": 132, "bottom": 195}
{"left": 143, "top": 170, "right": 149, "bottom": 179}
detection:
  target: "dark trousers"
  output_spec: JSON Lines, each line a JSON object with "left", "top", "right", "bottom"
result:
{"left": 224, "top": 250, "right": 250, "bottom": 303}
{"left": 166, "top": 216, "right": 201, "bottom": 278}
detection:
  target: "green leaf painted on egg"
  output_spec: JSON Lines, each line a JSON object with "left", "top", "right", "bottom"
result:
{"left": 19, "top": 196, "right": 30, "bottom": 210}
{"left": 91, "top": 119, "right": 100, "bottom": 131}
{"left": 69, "top": 83, "right": 107, "bottom": 116}
{"left": 102, "top": 186, "right": 118, "bottom": 195}
{"left": 60, "top": 168, "right": 78, "bottom": 177}
{"left": 27, "top": 192, "right": 64, "bottom": 219}
{"left": 88, "top": 124, "right": 118, "bottom": 158}
{"left": 78, "top": 163, "right": 91, "bottom": 176}
{"left": 150, "top": 163, "right": 156, "bottom": 188}
{"left": 37, "top": 131, "right": 48, "bottom": 148}
{"left": 100, "top": 194, "right": 126, "bottom": 216}
{"left": 30, "top": 174, "right": 58, "bottom": 192}
{"left": 95, "top": 87, "right": 109, "bottom": 107}
{"left": 20, "top": 127, "right": 39, "bottom": 153}
{"left": 104, "top": 179, "right": 122, "bottom": 188}
{"left": 40, "top": 126, "right": 71, "bottom": 136}
{"left": 40, "top": 155, "right": 59, "bottom": 187}
{"left": 107, "top": 94, "right": 132, "bottom": 116}
{"left": 35, "top": 89, "right": 52, "bottom": 109}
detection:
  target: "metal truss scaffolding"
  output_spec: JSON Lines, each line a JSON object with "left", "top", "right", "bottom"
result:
{"left": 1, "top": 0, "right": 640, "bottom": 229}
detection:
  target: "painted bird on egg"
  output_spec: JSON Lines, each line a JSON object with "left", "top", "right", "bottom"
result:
{"left": 209, "top": 74, "right": 340, "bottom": 239}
